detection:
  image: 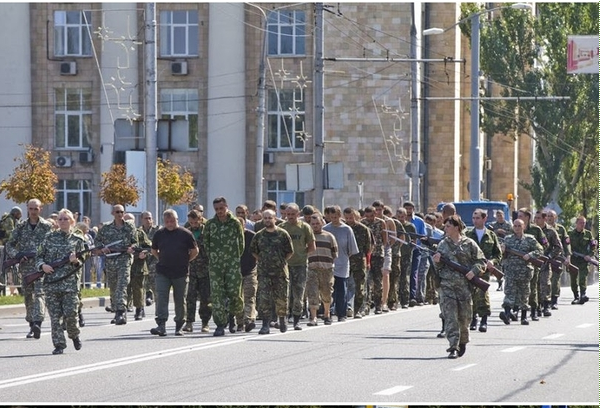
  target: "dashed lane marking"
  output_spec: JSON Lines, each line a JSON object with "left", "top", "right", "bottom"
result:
{"left": 542, "top": 333, "right": 565, "bottom": 340}
{"left": 452, "top": 363, "right": 478, "bottom": 371}
{"left": 374, "top": 385, "right": 414, "bottom": 395}
{"left": 501, "top": 346, "right": 526, "bottom": 353}
{"left": 575, "top": 323, "right": 593, "bottom": 328}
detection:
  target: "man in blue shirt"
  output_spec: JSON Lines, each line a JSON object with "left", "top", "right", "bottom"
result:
{"left": 403, "top": 201, "right": 426, "bottom": 306}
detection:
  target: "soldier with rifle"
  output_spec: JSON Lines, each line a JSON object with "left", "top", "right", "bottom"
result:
{"left": 568, "top": 216, "right": 597, "bottom": 305}
{"left": 533, "top": 210, "right": 563, "bottom": 317}
{"left": 488, "top": 210, "right": 513, "bottom": 291}
{"left": 465, "top": 209, "right": 503, "bottom": 333}
{"left": 499, "top": 219, "right": 544, "bottom": 326}
{"left": 546, "top": 209, "right": 571, "bottom": 309}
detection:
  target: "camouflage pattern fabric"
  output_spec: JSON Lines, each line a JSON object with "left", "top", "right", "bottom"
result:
{"left": 525, "top": 223, "right": 547, "bottom": 311}
{"left": 186, "top": 223, "right": 211, "bottom": 324}
{"left": 568, "top": 228, "right": 596, "bottom": 294}
{"left": 550, "top": 222, "right": 569, "bottom": 298}
{"left": 501, "top": 233, "right": 543, "bottom": 311}
{"left": 236, "top": 270, "right": 258, "bottom": 325}
{"left": 128, "top": 228, "right": 152, "bottom": 308}
{"left": 142, "top": 225, "right": 160, "bottom": 299}
{"left": 539, "top": 224, "right": 563, "bottom": 302}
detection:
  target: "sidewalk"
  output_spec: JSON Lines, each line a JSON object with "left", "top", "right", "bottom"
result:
{"left": 0, "top": 296, "right": 110, "bottom": 318}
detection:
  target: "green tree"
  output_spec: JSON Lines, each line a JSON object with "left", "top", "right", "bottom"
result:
{"left": 0, "top": 144, "right": 58, "bottom": 204}
{"left": 460, "top": 3, "right": 598, "bottom": 225}
{"left": 99, "top": 164, "right": 142, "bottom": 206}
{"left": 157, "top": 158, "right": 196, "bottom": 206}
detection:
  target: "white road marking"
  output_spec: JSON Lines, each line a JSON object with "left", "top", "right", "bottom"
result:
{"left": 542, "top": 333, "right": 565, "bottom": 340}
{"left": 501, "top": 346, "right": 526, "bottom": 353}
{"left": 374, "top": 385, "right": 413, "bottom": 395}
{"left": 576, "top": 323, "right": 593, "bottom": 328}
{"left": 452, "top": 363, "right": 477, "bottom": 371}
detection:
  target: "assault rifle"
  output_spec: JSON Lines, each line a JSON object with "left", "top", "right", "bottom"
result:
{"left": 105, "top": 246, "right": 149, "bottom": 258}
{"left": 392, "top": 235, "right": 490, "bottom": 292}
{"left": 2, "top": 250, "right": 37, "bottom": 272}
{"left": 503, "top": 247, "right": 578, "bottom": 275}
{"left": 571, "top": 251, "right": 599, "bottom": 267}
{"left": 25, "top": 240, "right": 122, "bottom": 286}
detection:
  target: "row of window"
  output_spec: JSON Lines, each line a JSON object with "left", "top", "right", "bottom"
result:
{"left": 55, "top": 88, "right": 305, "bottom": 151}
{"left": 54, "top": 10, "right": 306, "bottom": 58}
{"left": 56, "top": 179, "right": 304, "bottom": 220}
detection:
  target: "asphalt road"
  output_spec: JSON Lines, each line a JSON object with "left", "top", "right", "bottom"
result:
{"left": 0, "top": 283, "right": 597, "bottom": 405}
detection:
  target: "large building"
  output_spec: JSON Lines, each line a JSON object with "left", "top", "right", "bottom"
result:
{"left": 0, "top": 3, "right": 533, "bottom": 223}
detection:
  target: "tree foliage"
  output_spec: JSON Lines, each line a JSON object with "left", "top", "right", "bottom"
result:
{"left": 157, "top": 158, "right": 196, "bottom": 206}
{"left": 459, "top": 3, "right": 598, "bottom": 226}
{"left": 99, "top": 164, "right": 141, "bottom": 206}
{"left": 0, "top": 145, "right": 58, "bottom": 204}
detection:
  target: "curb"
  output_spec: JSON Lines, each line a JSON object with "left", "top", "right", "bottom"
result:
{"left": 0, "top": 297, "right": 109, "bottom": 318}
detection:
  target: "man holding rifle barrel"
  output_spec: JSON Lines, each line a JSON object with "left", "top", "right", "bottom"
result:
{"left": 568, "top": 216, "right": 597, "bottom": 305}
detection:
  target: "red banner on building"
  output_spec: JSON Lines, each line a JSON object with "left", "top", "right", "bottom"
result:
{"left": 567, "top": 35, "right": 599, "bottom": 74}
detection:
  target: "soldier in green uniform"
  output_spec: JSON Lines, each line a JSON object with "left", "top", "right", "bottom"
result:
{"left": 250, "top": 209, "right": 294, "bottom": 334}
{"left": 517, "top": 208, "right": 548, "bottom": 321}
{"left": 568, "top": 216, "right": 596, "bottom": 305}
{"left": 343, "top": 207, "right": 372, "bottom": 318}
{"left": 94, "top": 204, "right": 139, "bottom": 325}
{"left": 4, "top": 199, "right": 52, "bottom": 338}
{"left": 395, "top": 207, "right": 416, "bottom": 309}
{"left": 489, "top": 210, "right": 513, "bottom": 290}
{"left": 204, "top": 196, "right": 245, "bottom": 337}
{"left": 533, "top": 210, "right": 563, "bottom": 317}
{"left": 499, "top": 219, "right": 544, "bottom": 325}
{"left": 1, "top": 206, "right": 23, "bottom": 294}
{"left": 546, "top": 209, "right": 571, "bottom": 309}
{"left": 465, "top": 209, "right": 502, "bottom": 333}
{"left": 36, "top": 209, "right": 87, "bottom": 354}
{"left": 140, "top": 211, "right": 160, "bottom": 306}
{"left": 123, "top": 213, "right": 152, "bottom": 321}
{"left": 384, "top": 206, "right": 405, "bottom": 311}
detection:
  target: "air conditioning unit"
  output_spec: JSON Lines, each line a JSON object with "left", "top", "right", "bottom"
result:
{"left": 171, "top": 61, "right": 188, "bottom": 76}
{"left": 263, "top": 153, "right": 274, "bottom": 164}
{"left": 60, "top": 61, "right": 77, "bottom": 76}
{"left": 79, "top": 151, "right": 94, "bottom": 164}
{"left": 55, "top": 156, "right": 72, "bottom": 168}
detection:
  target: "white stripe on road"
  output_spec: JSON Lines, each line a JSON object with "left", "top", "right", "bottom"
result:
{"left": 542, "top": 333, "right": 565, "bottom": 340}
{"left": 501, "top": 346, "right": 526, "bottom": 353}
{"left": 374, "top": 385, "right": 414, "bottom": 395}
{"left": 452, "top": 363, "right": 477, "bottom": 371}
{"left": 576, "top": 323, "right": 593, "bottom": 328}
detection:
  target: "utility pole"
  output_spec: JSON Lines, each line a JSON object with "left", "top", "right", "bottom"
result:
{"left": 410, "top": 3, "right": 421, "bottom": 210}
{"left": 313, "top": 3, "right": 325, "bottom": 210}
{"left": 255, "top": 13, "right": 267, "bottom": 211}
{"left": 144, "top": 3, "right": 158, "bottom": 218}
{"left": 469, "top": 13, "right": 481, "bottom": 201}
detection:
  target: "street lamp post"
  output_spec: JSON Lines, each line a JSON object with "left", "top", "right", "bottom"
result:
{"left": 424, "top": 3, "right": 532, "bottom": 201}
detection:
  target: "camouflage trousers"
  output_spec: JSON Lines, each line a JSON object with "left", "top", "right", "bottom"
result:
{"left": 45, "top": 288, "right": 80, "bottom": 350}
{"left": 236, "top": 270, "right": 258, "bottom": 325}
{"left": 144, "top": 260, "right": 157, "bottom": 300}
{"left": 369, "top": 255, "right": 384, "bottom": 308}
{"left": 186, "top": 271, "right": 212, "bottom": 324}
{"left": 209, "top": 264, "right": 243, "bottom": 327}
{"left": 502, "top": 272, "right": 532, "bottom": 311}
{"left": 439, "top": 287, "right": 472, "bottom": 350}
{"left": 472, "top": 271, "right": 491, "bottom": 317}
{"left": 306, "top": 267, "right": 333, "bottom": 307}
{"left": 349, "top": 257, "right": 366, "bottom": 313}
{"left": 257, "top": 268, "right": 289, "bottom": 318}
{"left": 550, "top": 262, "right": 563, "bottom": 298}
{"left": 288, "top": 265, "right": 307, "bottom": 317}
{"left": 528, "top": 267, "right": 540, "bottom": 310}
{"left": 425, "top": 262, "right": 439, "bottom": 304}
{"left": 387, "top": 254, "right": 400, "bottom": 308}
{"left": 105, "top": 258, "right": 132, "bottom": 312}
{"left": 399, "top": 253, "right": 412, "bottom": 306}
{"left": 570, "top": 261, "right": 589, "bottom": 296}
{"left": 538, "top": 263, "right": 552, "bottom": 303}
{"left": 22, "top": 275, "right": 45, "bottom": 322}
{"left": 127, "top": 273, "right": 146, "bottom": 309}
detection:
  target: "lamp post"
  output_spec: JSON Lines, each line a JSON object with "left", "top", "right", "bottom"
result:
{"left": 424, "top": 3, "right": 532, "bottom": 201}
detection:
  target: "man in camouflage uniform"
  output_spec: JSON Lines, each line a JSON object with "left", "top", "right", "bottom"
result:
{"left": 4, "top": 199, "right": 52, "bottom": 338}
{"left": 546, "top": 209, "right": 571, "bottom": 309}
{"left": 499, "top": 219, "right": 544, "bottom": 325}
{"left": 489, "top": 210, "right": 513, "bottom": 290}
{"left": 383, "top": 206, "right": 405, "bottom": 310}
{"left": 361, "top": 206, "right": 387, "bottom": 314}
{"left": 533, "top": 210, "right": 563, "bottom": 317}
{"left": 1, "top": 206, "right": 23, "bottom": 294}
{"left": 343, "top": 207, "right": 372, "bottom": 318}
{"left": 568, "top": 216, "right": 596, "bottom": 305}
{"left": 140, "top": 211, "right": 160, "bottom": 306}
{"left": 204, "top": 196, "right": 245, "bottom": 337}
{"left": 465, "top": 209, "right": 502, "bottom": 333}
{"left": 395, "top": 207, "right": 415, "bottom": 309}
{"left": 124, "top": 213, "right": 152, "bottom": 321}
{"left": 279, "top": 203, "right": 315, "bottom": 330}
{"left": 517, "top": 208, "right": 548, "bottom": 321}
{"left": 250, "top": 209, "right": 294, "bottom": 334}
{"left": 94, "top": 204, "right": 139, "bottom": 325}
{"left": 183, "top": 209, "right": 212, "bottom": 333}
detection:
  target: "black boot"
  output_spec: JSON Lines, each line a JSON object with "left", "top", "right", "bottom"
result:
{"left": 571, "top": 290, "right": 580, "bottom": 304}
{"left": 72, "top": 337, "right": 82, "bottom": 350}
{"left": 469, "top": 315, "right": 478, "bottom": 330}
{"left": 579, "top": 289, "right": 589, "bottom": 304}
{"left": 437, "top": 318, "right": 445, "bottom": 338}
{"left": 134, "top": 307, "right": 144, "bottom": 321}
{"left": 499, "top": 307, "right": 511, "bottom": 325}
{"left": 26, "top": 322, "right": 35, "bottom": 338}
{"left": 32, "top": 321, "right": 42, "bottom": 339}
{"left": 279, "top": 316, "right": 287, "bottom": 333}
{"left": 293, "top": 315, "right": 302, "bottom": 330}
{"left": 478, "top": 315, "right": 488, "bottom": 332}
{"left": 78, "top": 312, "right": 85, "bottom": 327}
{"left": 228, "top": 315, "right": 236, "bottom": 333}
{"left": 530, "top": 308, "right": 539, "bottom": 321}
{"left": 150, "top": 321, "right": 166, "bottom": 336}
{"left": 520, "top": 309, "right": 529, "bottom": 325}
{"left": 542, "top": 300, "right": 552, "bottom": 317}
{"left": 258, "top": 319, "right": 270, "bottom": 335}
{"left": 115, "top": 310, "right": 127, "bottom": 325}
{"left": 213, "top": 326, "right": 226, "bottom": 337}
{"left": 550, "top": 295, "right": 558, "bottom": 310}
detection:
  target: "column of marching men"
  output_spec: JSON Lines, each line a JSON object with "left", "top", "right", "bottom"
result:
{"left": 1, "top": 197, "right": 597, "bottom": 357}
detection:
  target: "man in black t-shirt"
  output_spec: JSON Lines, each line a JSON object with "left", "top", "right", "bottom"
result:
{"left": 150, "top": 209, "right": 198, "bottom": 336}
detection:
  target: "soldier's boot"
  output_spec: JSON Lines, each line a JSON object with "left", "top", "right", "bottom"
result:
{"left": 174, "top": 320, "right": 185, "bottom": 336}
{"left": 542, "top": 301, "right": 552, "bottom": 317}
{"left": 530, "top": 308, "right": 539, "bottom": 321}
{"left": 579, "top": 289, "right": 589, "bottom": 304}
{"left": 520, "top": 309, "right": 529, "bottom": 325}
{"left": 201, "top": 319, "right": 210, "bottom": 333}
{"left": 150, "top": 322, "right": 166, "bottom": 336}
{"left": 32, "top": 321, "right": 42, "bottom": 339}
{"left": 293, "top": 315, "right": 302, "bottom": 331}
{"left": 228, "top": 314, "right": 236, "bottom": 333}
{"left": 78, "top": 312, "right": 85, "bottom": 327}
{"left": 115, "top": 310, "right": 127, "bottom": 325}
{"left": 244, "top": 320, "right": 256, "bottom": 333}
{"left": 571, "top": 290, "right": 580, "bottom": 304}
{"left": 550, "top": 295, "right": 559, "bottom": 310}
{"left": 478, "top": 315, "right": 488, "bottom": 332}
{"left": 437, "top": 318, "right": 446, "bottom": 338}
{"left": 469, "top": 315, "right": 478, "bottom": 330}
{"left": 499, "top": 307, "right": 511, "bottom": 325}
{"left": 182, "top": 321, "right": 194, "bottom": 332}
{"left": 258, "top": 319, "right": 270, "bottom": 335}
{"left": 110, "top": 312, "right": 117, "bottom": 324}
{"left": 26, "top": 322, "right": 35, "bottom": 338}
{"left": 496, "top": 279, "right": 503, "bottom": 291}
{"left": 213, "top": 326, "right": 226, "bottom": 337}
{"left": 134, "top": 308, "right": 144, "bottom": 321}
{"left": 279, "top": 316, "right": 287, "bottom": 333}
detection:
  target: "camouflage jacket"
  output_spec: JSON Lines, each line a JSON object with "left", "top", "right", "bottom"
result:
{"left": 465, "top": 227, "right": 502, "bottom": 266}
{"left": 131, "top": 227, "right": 153, "bottom": 275}
{"left": 36, "top": 228, "right": 87, "bottom": 291}
{"left": 435, "top": 235, "right": 486, "bottom": 298}
{"left": 249, "top": 226, "right": 293, "bottom": 275}
{"left": 540, "top": 223, "right": 563, "bottom": 259}
{"left": 5, "top": 217, "right": 53, "bottom": 273}
{"left": 568, "top": 228, "right": 596, "bottom": 265}
{"left": 501, "top": 233, "right": 544, "bottom": 276}
{"left": 550, "top": 223, "right": 571, "bottom": 257}
{"left": 349, "top": 221, "right": 372, "bottom": 260}
{"left": 204, "top": 211, "right": 244, "bottom": 263}
{"left": 0, "top": 213, "right": 20, "bottom": 245}
{"left": 94, "top": 219, "right": 139, "bottom": 263}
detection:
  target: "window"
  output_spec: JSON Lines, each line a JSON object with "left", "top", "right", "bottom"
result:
{"left": 55, "top": 88, "right": 92, "bottom": 149}
{"left": 54, "top": 10, "right": 92, "bottom": 57}
{"left": 267, "top": 10, "right": 305, "bottom": 56}
{"left": 55, "top": 180, "right": 92, "bottom": 219}
{"left": 159, "top": 10, "right": 199, "bottom": 57}
{"left": 160, "top": 89, "right": 198, "bottom": 149}
{"left": 267, "top": 89, "right": 305, "bottom": 150}
{"left": 267, "top": 180, "right": 304, "bottom": 211}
